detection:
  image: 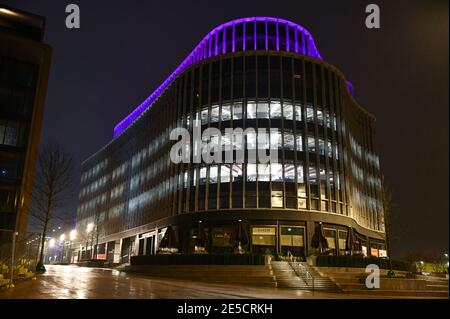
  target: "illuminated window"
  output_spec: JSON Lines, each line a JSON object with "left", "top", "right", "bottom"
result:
{"left": 199, "top": 166, "right": 207, "bottom": 185}
{"left": 294, "top": 104, "right": 302, "bottom": 121}
{"left": 246, "top": 131, "right": 257, "bottom": 149}
{"left": 209, "top": 165, "right": 218, "bottom": 183}
{"left": 295, "top": 134, "right": 303, "bottom": 151}
{"left": 317, "top": 109, "right": 324, "bottom": 125}
{"left": 233, "top": 102, "right": 243, "bottom": 119}
{"left": 201, "top": 109, "right": 209, "bottom": 125}
{"left": 221, "top": 104, "right": 231, "bottom": 121}
{"left": 246, "top": 164, "right": 257, "bottom": 181}
{"left": 283, "top": 102, "right": 294, "bottom": 120}
{"left": 211, "top": 105, "right": 220, "bottom": 123}
{"left": 258, "top": 164, "right": 270, "bottom": 181}
{"left": 306, "top": 105, "right": 314, "bottom": 122}
{"left": 232, "top": 164, "right": 243, "bottom": 182}
{"left": 220, "top": 164, "right": 230, "bottom": 183}
{"left": 296, "top": 164, "right": 305, "bottom": 184}
{"left": 318, "top": 139, "right": 325, "bottom": 156}
{"left": 270, "top": 131, "right": 282, "bottom": 150}
{"left": 246, "top": 101, "right": 257, "bottom": 119}
{"left": 271, "top": 191, "right": 283, "bottom": 207}
{"left": 284, "top": 164, "right": 295, "bottom": 182}
{"left": 270, "top": 163, "right": 283, "bottom": 182}
{"left": 284, "top": 133, "right": 295, "bottom": 150}
{"left": 257, "top": 102, "right": 269, "bottom": 119}
{"left": 270, "top": 101, "right": 282, "bottom": 119}
{"left": 307, "top": 136, "right": 316, "bottom": 153}
{"left": 309, "top": 165, "right": 317, "bottom": 185}
{"left": 327, "top": 141, "right": 333, "bottom": 157}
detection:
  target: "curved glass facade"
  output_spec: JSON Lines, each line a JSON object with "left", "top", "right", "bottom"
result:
{"left": 76, "top": 18, "right": 386, "bottom": 262}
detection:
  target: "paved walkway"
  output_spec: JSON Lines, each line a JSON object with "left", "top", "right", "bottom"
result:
{"left": 0, "top": 265, "right": 443, "bottom": 299}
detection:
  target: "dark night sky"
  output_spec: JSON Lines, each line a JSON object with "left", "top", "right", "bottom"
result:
{"left": 4, "top": 0, "right": 448, "bottom": 258}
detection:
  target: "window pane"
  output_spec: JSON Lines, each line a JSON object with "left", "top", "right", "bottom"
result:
{"left": 247, "top": 101, "right": 257, "bottom": 119}
{"left": 295, "top": 104, "right": 302, "bottom": 121}
{"left": 211, "top": 105, "right": 220, "bottom": 123}
{"left": 200, "top": 166, "right": 207, "bottom": 185}
{"left": 247, "top": 164, "right": 257, "bottom": 181}
{"left": 221, "top": 104, "right": 231, "bottom": 121}
{"left": 306, "top": 105, "right": 314, "bottom": 123}
{"left": 309, "top": 165, "right": 317, "bottom": 185}
{"left": 232, "top": 164, "right": 243, "bottom": 182}
{"left": 307, "top": 136, "right": 316, "bottom": 153}
{"left": 246, "top": 131, "right": 257, "bottom": 149}
{"left": 233, "top": 102, "right": 243, "bottom": 119}
{"left": 271, "top": 163, "right": 283, "bottom": 182}
{"left": 270, "top": 131, "right": 282, "bottom": 149}
{"left": 297, "top": 164, "right": 305, "bottom": 184}
{"left": 283, "top": 102, "right": 293, "bottom": 120}
{"left": 271, "top": 191, "right": 283, "bottom": 208}
{"left": 209, "top": 165, "right": 218, "bottom": 183}
{"left": 318, "top": 139, "right": 325, "bottom": 156}
{"left": 284, "top": 133, "right": 294, "bottom": 150}
{"left": 201, "top": 109, "right": 209, "bottom": 125}
{"left": 258, "top": 164, "right": 270, "bottom": 181}
{"left": 284, "top": 164, "right": 295, "bottom": 182}
{"left": 257, "top": 102, "right": 269, "bottom": 119}
{"left": 295, "top": 134, "right": 303, "bottom": 151}
{"left": 220, "top": 164, "right": 230, "bottom": 183}
{"left": 270, "top": 101, "right": 282, "bottom": 119}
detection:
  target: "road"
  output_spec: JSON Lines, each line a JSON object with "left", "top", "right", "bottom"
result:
{"left": 0, "top": 264, "right": 338, "bottom": 299}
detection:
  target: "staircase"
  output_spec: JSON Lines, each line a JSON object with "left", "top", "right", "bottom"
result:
{"left": 270, "top": 261, "right": 308, "bottom": 289}
{"left": 270, "top": 260, "right": 341, "bottom": 292}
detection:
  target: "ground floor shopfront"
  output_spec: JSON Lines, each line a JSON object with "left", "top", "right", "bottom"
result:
{"left": 73, "top": 210, "right": 387, "bottom": 264}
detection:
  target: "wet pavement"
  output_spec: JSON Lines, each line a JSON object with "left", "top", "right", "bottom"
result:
{"left": 0, "top": 265, "right": 439, "bottom": 299}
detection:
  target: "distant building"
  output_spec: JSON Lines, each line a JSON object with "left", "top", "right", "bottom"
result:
{"left": 0, "top": 6, "right": 52, "bottom": 250}
{"left": 76, "top": 17, "right": 386, "bottom": 263}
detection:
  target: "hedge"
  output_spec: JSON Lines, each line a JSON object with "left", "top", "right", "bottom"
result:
{"left": 131, "top": 253, "right": 265, "bottom": 266}
{"left": 316, "top": 255, "right": 411, "bottom": 271}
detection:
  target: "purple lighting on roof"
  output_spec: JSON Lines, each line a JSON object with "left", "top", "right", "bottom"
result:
{"left": 113, "top": 17, "right": 323, "bottom": 138}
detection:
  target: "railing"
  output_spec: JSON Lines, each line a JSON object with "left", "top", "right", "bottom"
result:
{"left": 286, "top": 251, "right": 315, "bottom": 290}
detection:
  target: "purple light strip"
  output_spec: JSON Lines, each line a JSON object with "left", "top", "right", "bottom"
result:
{"left": 113, "top": 17, "right": 323, "bottom": 138}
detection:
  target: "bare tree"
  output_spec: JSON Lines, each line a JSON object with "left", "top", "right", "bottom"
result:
{"left": 30, "top": 143, "right": 74, "bottom": 272}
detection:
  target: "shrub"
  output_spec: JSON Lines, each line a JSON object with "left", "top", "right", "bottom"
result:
{"left": 316, "top": 255, "right": 410, "bottom": 271}
{"left": 130, "top": 253, "right": 265, "bottom": 266}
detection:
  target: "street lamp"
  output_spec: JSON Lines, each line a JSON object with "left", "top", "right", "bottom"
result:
{"left": 49, "top": 238, "right": 56, "bottom": 248}
{"left": 69, "top": 230, "right": 77, "bottom": 241}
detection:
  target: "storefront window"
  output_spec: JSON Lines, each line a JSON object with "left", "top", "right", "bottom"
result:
{"left": 252, "top": 227, "right": 276, "bottom": 254}
{"left": 324, "top": 228, "right": 337, "bottom": 255}
{"left": 280, "top": 226, "right": 305, "bottom": 256}
{"left": 338, "top": 230, "right": 348, "bottom": 255}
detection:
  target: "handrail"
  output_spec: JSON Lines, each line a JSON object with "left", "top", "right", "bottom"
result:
{"left": 286, "top": 251, "right": 314, "bottom": 291}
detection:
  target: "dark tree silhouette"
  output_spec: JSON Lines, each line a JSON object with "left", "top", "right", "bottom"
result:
{"left": 30, "top": 143, "right": 74, "bottom": 272}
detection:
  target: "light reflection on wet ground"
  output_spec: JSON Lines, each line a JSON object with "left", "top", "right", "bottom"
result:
{"left": 0, "top": 265, "right": 436, "bottom": 299}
